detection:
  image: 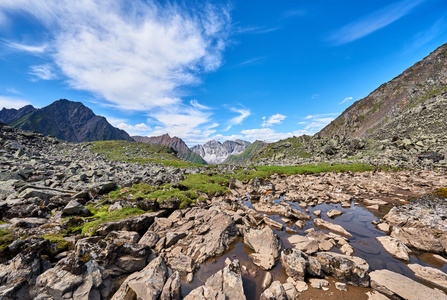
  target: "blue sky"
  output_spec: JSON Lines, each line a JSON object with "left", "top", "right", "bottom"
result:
{"left": 0, "top": 0, "right": 446, "bottom": 146}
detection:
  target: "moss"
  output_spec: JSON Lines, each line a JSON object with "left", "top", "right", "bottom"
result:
{"left": 434, "top": 188, "right": 447, "bottom": 198}
{"left": 0, "top": 229, "right": 13, "bottom": 250}
{"left": 79, "top": 252, "right": 90, "bottom": 263}
{"left": 43, "top": 233, "right": 70, "bottom": 251}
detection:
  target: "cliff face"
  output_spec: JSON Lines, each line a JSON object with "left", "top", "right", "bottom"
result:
{"left": 133, "top": 134, "right": 207, "bottom": 165}
{"left": 319, "top": 43, "right": 447, "bottom": 139}
{"left": 2, "top": 99, "right": 133, "bottom": 143}
{"left": 191, "top": 139, "right": 251, "bottom": 165}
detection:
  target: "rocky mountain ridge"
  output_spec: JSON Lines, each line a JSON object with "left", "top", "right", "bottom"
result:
{"left": 0, "top": 99, "right": 133, "bottom": 143}
{"left": 192, "top": 139, "right": 251, "bottom": 164}
{"left": 133, "top": 134, "right": 206, "bottom": 165}
{"left": 320, "top": 42, "right": 447, "bottom": 139}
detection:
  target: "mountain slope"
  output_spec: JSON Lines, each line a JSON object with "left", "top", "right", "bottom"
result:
{"left": 133, "top": 134, "right": 206, "bottom": 165}
{"left": 319, "top": 43, "right": 447, "bottom": 139}
{"left": 0, "top": 105, "right": 37, "bottom": 124}
{"left": 6, "top": 99, "right": 133, "bottom": 142}
{"left": 191, "top": 139, "right": 251, "bottom": 164}
{"left": 224, "top": 140, "right": 267, "bottom": 165}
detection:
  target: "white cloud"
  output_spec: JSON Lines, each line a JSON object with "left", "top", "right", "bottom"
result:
{"left": 30, "top": 64, "right": 56, "bottom": 80}
{"left": 312, "top": 94, "right": 319, "bottom": 99}
{"left": 240, "top": 128, "right": 306, "bottom": 142}
{"left": 261, "top": 113, "right": 286, "bottom": 127}
{"left": 233, "top": 56, "right": 266, "bottom": 67}
{"left": 0, "top": 96, "right": 31, "bottom": 109}
{"left": 329, "top": 0, "right": 426, "bottom": 45}
{"left": 105, "top": 116, "right": 128, "bottom": 127}
{"left": 225, "top": 107, "right": 251, "bottom": 130}
{"left": 4, "top": 41, "right": 47, "bottom": 53}
{"left": 339, "top": 96, "right": 353, "bottom": 104}
{"left": 0, "top": 1, "right": 231, "bottom": 111}
{"left": 301, "top": 115, "right": 337, "bottom": 134}
{"left": 116, "top": 123, "right": 151, "bottom": 135}
{"left": 304, "top": 113, "right": 339, "bottom": 120}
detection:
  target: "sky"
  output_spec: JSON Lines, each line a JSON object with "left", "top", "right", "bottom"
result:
{"left": 0, "top": 0, "right": 446, "bottom": 146}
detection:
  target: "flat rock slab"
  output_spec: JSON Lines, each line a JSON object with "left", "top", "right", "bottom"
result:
{"left": 408, "top": 263, "right": 447, "bottom": 290}
{"left": 376, "top": 236, "right": 411, "bottom": 261}
{"left": 314, "top": 218, "right": 352, "bottom": 237}
{"left": 370, "top": 269, "right": 447, "bottom": 300}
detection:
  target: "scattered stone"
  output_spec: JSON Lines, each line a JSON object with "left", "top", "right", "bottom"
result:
{"left": 244, "top": 226, "right": 281, "bottom": 270}
{"left": 259, "top": 281, "right": 287, "bottom": 300}
{"left": 327, "top": 209, "right": 343, "bottom": 218}
{"left": 310, "top": 278, "right": 330, "bottom": 290}
{"left": 280, "top": 248, "right": 309, "bottom": 281}
{"left": 61, "top": 200, "right": 92, "bottom": 217}
{"left": 314, "top": 218, "right": 352, "bottom": 237}
{"left": 335, "top": 282, "right": 348, "bottom": 292}
{"left": 376, "top": 236, "right": 411, "bottom": 261}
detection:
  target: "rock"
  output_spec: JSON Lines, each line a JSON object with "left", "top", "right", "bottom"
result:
{"left": 408, "top": 263, "right": 447, "bottom": 290}
{"left": 61, "top": 200, "right": 92, "bottom": 217}
{"left": 335, "top": 282, "right": 348, "bottom": 291}
{"left": 138, "top": 231, "right": 159, "bottom": 248}
{"left": 310, "top": 278, "right": 329, "bottom": 290}
{"left": 376, "top": 236, "right": 411, "bottom": 261}
{"left": 165, "top": 232, "right": 187, "bottom": 248}
{"left": 0, "top": 278, "right": 29, "bottom": 300}
{"left": 366, "top": 290, "right": 390, "bottom": 300}
{"left": 376, "top": 223, "right": 390, "bottom": 234}
{"left": 340, "top": 244, "right": 355, "bottom": 256}
{"left": 167, "top": 254, "right": 194, "bottom": 275}
{"left": 282, "top": 282, "right": 298, "bottom": 299}
{"left": 370, "top": 269, "right": 446, "bottom": 300}
{"left": 259, "top": 281, "right": 287, "bottom": 300}
{"left": 263, "top": 216, "right": 284, "bottom": 230}
{"left": 244, "top": 226, "right": 281, "bottom": 270}
{"left": 314, "top": 218, "right": 352, "bottom": 237}
{"left": 313, "top": 210, "right": 321, "bottom": 217}
{"left": 327, "top": 209, "right": 343, "bottom": 218}
{"left": 106, "top": 231, "right": 140, "bottom": 244}
{"left": 280, "top": 248, "right": 309, "bottom": 281}
{"left": 112, "top": 256, "right": 168, "bottom": 300}
{"left": 160, "top": 271, "right": 181, "bottom": 300}
{"left": 294, "top": 280, "right": 308, "bottom": 293}
{"left": 184, "top": 260, "right": 246, "bottom": 300}
{"left": 288, "top": 235, "right": 318, "bottom": 254}
{"left": 9, "top": 217, "right": 47, "bottom": 228}
{"left": 316, "top": 252, "right": 369, "bottom": 287}
{"left": 262, "top": 272, "right": 272, "bottom": 290}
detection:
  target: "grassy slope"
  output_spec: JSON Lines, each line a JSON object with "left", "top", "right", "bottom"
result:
{"left": 251, "top": 136, "right": 312, "bottom": 163}
{"left": 224, "top": 140, "right": 267, "bottom": 165}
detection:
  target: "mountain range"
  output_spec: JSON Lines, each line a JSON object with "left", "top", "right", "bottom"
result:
{"left": 0, "top": 99, "right": 132, "bottom": 143}
{"left": 192, "top": 140, "right": 251, "bottom": 165}
{"left": 133, "top": 134, "right": 207, "bottom": 165}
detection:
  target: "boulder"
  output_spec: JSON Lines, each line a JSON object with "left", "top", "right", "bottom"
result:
{"left": 280, "top": 248, "right": 309, "bottom": 281}
{"left": 259, "top": 281, "right": 287, "bottom": 300}
{"left": 376, "top": 236, "right": 411, "bottom": 261}
{"left": 316, "top": 252, "right": 369, "bottom": 287}
{"left": 138, "top": 231, "right": 159, "bottom": 248}
{"left": 0, "top": 277, "right": 29, "bottom": 299}
{"left": 112, "top": 256, "right": 168, "bottom": 300}
{"left": 327, "top": 209, "right": 343, "bottom": 218}
{"left": 61, "top": 200, "right": 92, "bottom": 217}
{"left": 370, "top": 269, "right": 446, "bottom": 299}
{"left": 244, "top": 226, "right": 281, "bottom": 270}
{"left": 314, "top": 218, "right": 352, "bottom": 237}
{"left": 106, "top": 231, "right": 140, "bottom": 244}
{"left": 160, "top": 271, "right": 181, "bottom": 300}
{"left": 184, "top": 260, "right": 246, "bottom": 300}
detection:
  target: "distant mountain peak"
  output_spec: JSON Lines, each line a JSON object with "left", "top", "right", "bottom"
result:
{"left": 191, "top": 139, "right": 251, "bottom": 164}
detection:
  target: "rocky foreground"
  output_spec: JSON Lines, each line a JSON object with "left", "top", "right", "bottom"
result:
{"left": 1, "top": 123, "right": 447, "bottom": 299}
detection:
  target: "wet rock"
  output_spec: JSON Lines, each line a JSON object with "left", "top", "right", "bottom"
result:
{"left": 288, "top": 235, "right": 318, "bottom": 254}
{"left": 376, "top": 223, "right": 390, "bottom": 234}
{"left": 262, "top": 272, "right": 272, "bottom": 289}
{"left": 160, "top": 271, "right": 181, "bottom": 300}
{"left": 327, "top": 209, "right": 343, "bottom": 218}
{"left": 112, "top": 256, "right": 168, "bottom": 300}
{"left": 314, "top": 218, "right": 352, "bottom": 237}
{"left": 184, "top": 259, "right": 246, "bottom": 300}
{"left": 370, "top": 269, "right": 446, "bottom": 299}
{"left": 61, "top": 200, "right": 92, "bottom": 217}
{"left": 408, "top": 263, "right": 447, "bottom": 290}
{"left": 376, "top": 236, "right": 411, "bottom": 261}
{"left": 263, "top": 216, "right": 284, "bottom": 230}
{"left": 259, "top": 281, "right": 287, "bottom": 300}
{"left": 244, "top": 226, "right": 281, "bottom": 270}
{"left": 316, "top": 252, "right": 369, "bottom": 287}
{"left": 280, "top": 248, "right": 309, "bottom": 281}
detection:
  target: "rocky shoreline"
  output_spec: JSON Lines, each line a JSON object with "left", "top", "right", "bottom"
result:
{"left": 1, "top": 124, "right": 447, "bottom": 299}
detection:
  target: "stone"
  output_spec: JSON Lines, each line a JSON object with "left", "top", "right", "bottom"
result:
{"left": 112, "top": 256, "right": 168, "bottom": 300}
{"left": 282, "top": 282, "right": 298, "bottom": 299}
{"left": 294, "top": 280, "right": 308, "bottom": 293}
{"left": 184, "top": 260, "right": 246, "bottom": 300}
{"left": 61, "top": 200, "right": 92, "bottom": 217}
{"left": 160, "top": 271, "right": 181, "bottom": 300}
{"left": 316, "top": 252, "right": 370, "bottom": 287}
{"left": 335, "top": 282, "right": 348, "bottom": 291}
{"left": 376, "top": 223, "right": 390, "bottom": 234}
{"left": 138, "top": 231, "right": 159, "bottom": 248}
{"left": 106, "top": 231, "right": 140, "bottom": 244}
{"left": 280, "top": 248, "right": 309, "bottom": 281}
{"left": 370, "top": 269, "right": 446, "bottom": 300}
{"left": 288, "top": 235, "right": 318, "bottom": 254}
{"left": 366, "top": 290, "right": 390, "bottom": 300}
{"left": 408, "top": 263, "right": 447, "bottom": 290}
{"left": 259, "top": 281, "right": 287, "bottom": 300}
{"left": 244, "top": 226, "right": 281, "bottom": 270}
{"left": 167, "top": 254, "right": 194, "bottom": 275}
{"left": 313, "top": 210, "right": 321, "bottom": 217}
{"left": 376, "top": 236, "right": 411, "bottom": 261}
{"left": 327, "top": 209, "right": 343, "bottom": 218}
{"left": 310, "top": 278, "right": 329, "bottom": 290}
{"left": 314, "top": 218, "right": 352, "bottom": 237}
{"left": 340, "top": 244, "right": 355, "bottom": 256}
{"left": 262, "top": 272, "right": 272, "bottom": 290}
{"left": 165, "top": 232, "right": 187, "bottom": 248}
{"left": 263, "top": 216, "right": 284, "bottom": 230}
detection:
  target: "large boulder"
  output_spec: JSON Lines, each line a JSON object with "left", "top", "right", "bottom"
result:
{"left": 376, "top": 236, "right": 411, "bottom": 261}
{"left": 62, "top": 200, "right": 92, "bottom": 217}
{"left": 112, "top": 256, "right": 168, "bottom": 300}
{"left": 316, "top": 252, "right": 369, "bottom": 287}
{"left": 184, "top": 260, "right": 246, "bottom": 300}
{"left": 259, "top": 281, "right": 287, "bottom": 300}
{"left": 160, "top": 271, "right": 181, "bottom": 300}
{"left": 244, "top": 226, "right": 281, "bottom": 270}
{"left": 280, "top": 248, "right": 309, "bottom": 281}
{"left": 370, "top": 269, "right": 446, "bottom": 299}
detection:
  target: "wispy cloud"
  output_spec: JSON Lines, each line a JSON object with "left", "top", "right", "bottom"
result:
{"left": 225, "top": 107, "right": 251, "bottom": 130}
{"left": 312, "top": 94, "right": 320, "bottom": 99}
{"left": 235, "top": 26, "right": 279, "bottom": 34}
{"left": 0, "top": 1, "right": 231, "bottom": 111}
{"left": 329, "top": 0, "right": 426, "bottom": 45}
{"left": 233, "top": 56, "right": 266, "bottom": 67}
{"left": 410, "top": 16, "right": 447, "bottom": 49}
{"left": 282, "top": 10, "right": 305, "bottom": 19}
{"left": 261, "top": 113, "right": 286, "bottom": 127}
{"left": 29, "top": 64, "right": 56, "bottom": 81}
{"left": 339, "top": 96, "right": 353, "bottom": 104}
{"left": 116, "top": 123, "right": 152, "bottom": 136}
{"left": 304, "top": 113, "right": 339, "bottom": 120}
{"left": 4, "top": 41, "right": 47, "bottom": 53}
{"left": 0, "top": 95, "right": 31, "bottom": 109}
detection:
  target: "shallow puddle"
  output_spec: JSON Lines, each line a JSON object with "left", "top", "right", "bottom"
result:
{"left": 181, "top": 194, "right": 447, "bottom": 299}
